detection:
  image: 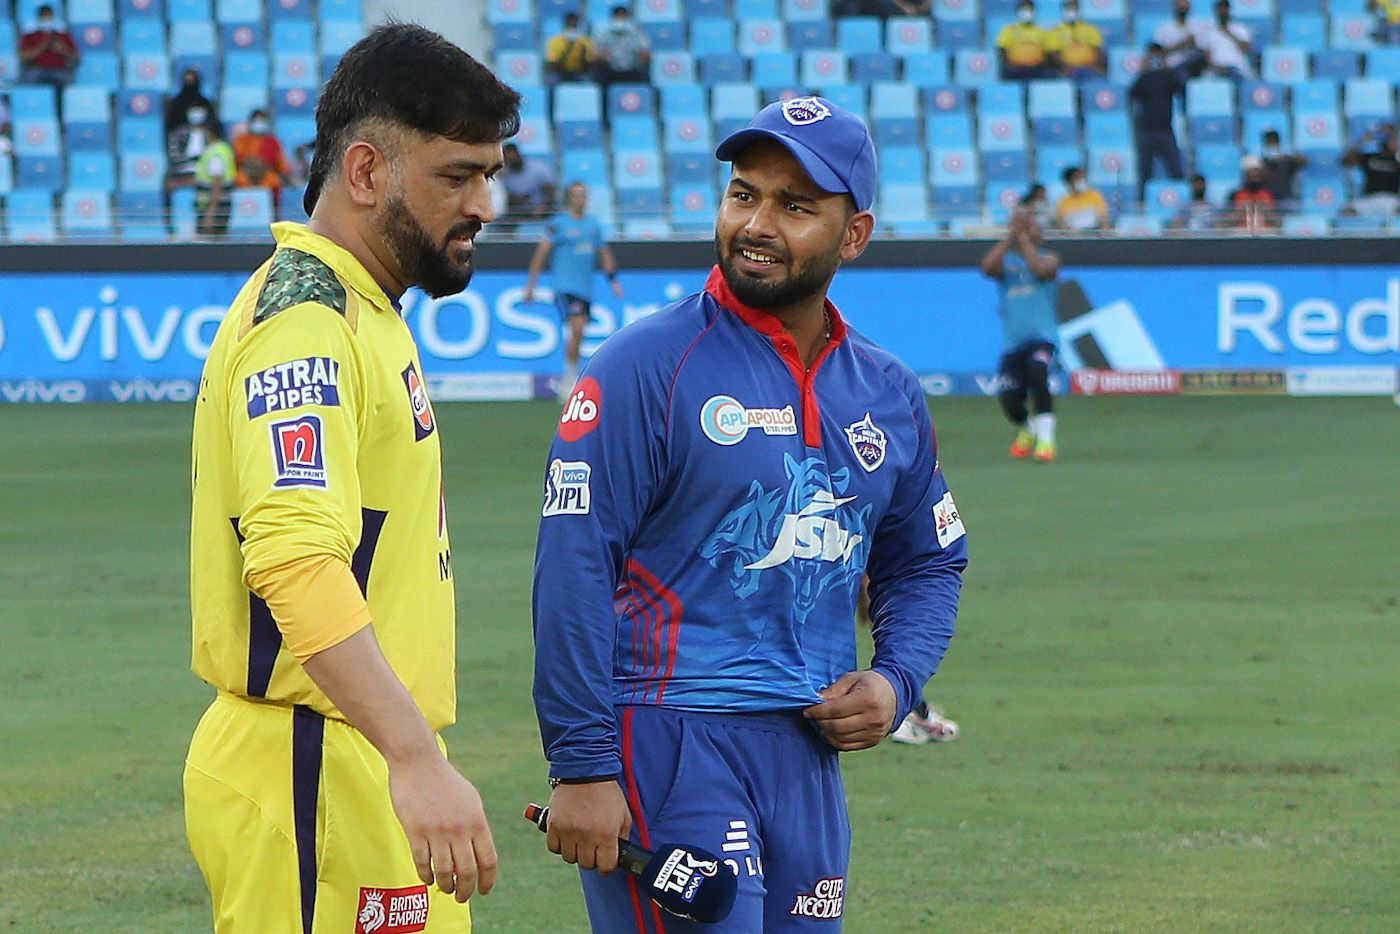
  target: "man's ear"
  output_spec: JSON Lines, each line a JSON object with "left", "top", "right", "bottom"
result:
{"left": 840, "top": 211, "right": 876, "bottom": 262}
{"left": 342, "top": 141, "right": 387, "bottom": 209}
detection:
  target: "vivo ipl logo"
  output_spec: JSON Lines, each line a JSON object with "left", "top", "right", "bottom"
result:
{"left": 700, "top": 454, "right": 870, "bottom": 624}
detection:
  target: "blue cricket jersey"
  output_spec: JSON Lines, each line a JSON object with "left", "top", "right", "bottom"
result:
{"left": 533, "top": 268, "right": 968, "bottom": 780}
{"left": 547, "top": 213, "right": 605, "bottom": 301}
{"left": 997, "top": 251, "right": 1059, "bottom": 352}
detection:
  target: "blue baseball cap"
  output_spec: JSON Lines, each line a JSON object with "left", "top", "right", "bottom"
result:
{"left": 715, "top": 96, "right": 878, "bottom": 213}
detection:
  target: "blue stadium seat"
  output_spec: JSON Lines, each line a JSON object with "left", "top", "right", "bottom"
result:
{"left": 979, "top": 112, "right": 1027, "bottom": 152}
{"left": 118, "top": 114, "right": 163, "bottom": 151}
{"left": 983, "top": 180, "right": 1022, "bottom": 221}
{"left": 886, "top": 17, "right": 932, "bottom": 55}
{"left": 554, "top": 83, "right": 604, "bottom": 149}
{"left": 650, "top": 50, "right": 696, "bottom": 85}
{"left": 749, "top": 51, "right": 797, "bottom": 88}
{"left": 1280, "top": 213, "right": 1328, "bottom": 235}
{"left": 939, "top": 20, "right": 983, "bottom": 51}
{"left": 273, "top": 52, "right": 319, "bottom": 90}
{"left": 169, "top": 186, "right": 197, "bottom": 238}
{"left": 117, "top": 190, "right": 167, "bottom": 240}
{"left": 927, "top": 112, "right": 974, "bottom": 147}
{"left": 821, "top": 84, "right": 866, "bottom": 119}
{"left": 14, "top": 117, "right": 62, "bottom": 156}
{"left": 686, "top": 0, "right": 730, "bottom": 19}
{"left": 850, "top": 52, "right": 898, "bottom": 84}
{"left": 170, "top": 21, "right": 217, "bottom": 58}
{"left": 73, "top": 21, "right": 116, "bottom": 53}
{"left": 492, "top": 22, "right": 535, "bottom": 50}
{"left": 787, "top": 21, "right": 833, "bottom": 51}
{"left": 781, "top": 0, "right": 827, "bottom": 21}
{"left": 700, "top": 53, "right": 748, "bottom": 84}
{"left": 1368, "top": 48, "right": 1400, "bottom": 82}
{"left": 1314, "top": 50, "right": 1362, "bottom": 80}
{"left": 1106, "top": 45, "right": 1144, "bottom": 84}
{"left": 1186, "top": 79, "right": 1237, "bottom": 144}
{"left": 978, "top": 81, "right": 1023, "bottom": 116}
{"left": 229, "top": 188, "right": 274, "bottom": 236}
{"left": 118, "top": 0, "right": 165, "bottom": 18}
{"left": 870, "top": 82, "right": 920, "bottom": 147}
{"left": 670, "top": 150, "right": 721, "bottom": 187}
{"left": 513, "top": 115, "right": 554, "bottom": 157}
{"left": 225, "top": 50, "right": 269, "bottom": 89}
{"left": 1193, "top": 144, "right": 1242, "bottom": 184}
{"left": 122, "top": 52, "right": 171, "bottom": 91}
{"left": 608, "top": 83, "right": 656, "bottom": 119}
{"left": 167, "top": 0, "right": 213, "bottom": 21}
{"left": 0, "top": 157, "right": 13, "bottom": 195}
{"left": 0, "top": 23, "right": 17, "bottom": 86}
{"left": 1292, "top": 108, "right": 1343, "bottom": 160}
{"left": 880, "top": 145, "right": 924, "bottom": 185}
{"left": 62, "top": 189, "right": 114, "bottom": 236}
{"left": 800, "top": 50, "right": 848, "bottom": 88}
{"left": 560, "top": 148, "right": 609, "bottom": 188}
{"left": 221, "top": 22, "right": 266, "bottom": 51}
{"left": 271, "top": 19, "right": 316, "bottom": 52}
{"left": 836, "top": 18, "right": 884, "bottom": 54}
{"left": 1087, "top": 144, "right": 1136, "bottom": 190}
{"left": 1277, "top": 13, "right": 1324, "bottom": 51}
{"left": 613, "top": 148, "right": 664, "bottom": 194}
{"left": 1299, "top": 173, "right": 1345, "bottom": 215}
{"left": 120, "top": 150, "right": 167, "bottom": 193}
{"left": 636, "top": 0, "right": 684, "bottom": 20}
{"left": 216, "top": 0, "right": 264, "bottom": 23}
{"left": 711, "top": 82, "right": 761, "bottom": 137}
{"left": 1344, "top": 77, "right": 1395, "bottom": 134}
{"left": 691, "top": 19, "right": 735, "bottom": 56}
{"left": 69, "top": 0, "right": 117, "bottom": 22}
{"left": 5, "top": 190, "right": 58, "bottom": 243}
{"left": 498, "top": 50, "right": 543, "bottom": 86}
{"left": 733, "top": 0, "right": 779, "bottom": 17}
{"left": 1293, "top": 78, "right": 1339, "bottom": 113}
{"left": 17, "top": 155, "right": 65, "bottom": 192}
{"left": 879, "top": 181, "right": 930, "bottom": 224}
{"left": 660, "top": 84, "right": 707, "bottom": 116}
{"left": 617, "top": 187, "right": 666, "bottom": 217}
{"left": 268, "top": 0, "right": 314, "bottom": 18}
{"left": 1333, "top": 213, "right": 1389, "bottom": 234}
{"left": 642, "top": 21, "right": 688, "bottom": 51}
{"left": 11, "top": 87, "right": 59, "bottom": 121}
{"left": 121, "top": 18, "right": 167, "bottom": 55}
{"left": 902, "top": 50, "right": 950, "bottom": 88}
{"left": 924, "top": 84, "right": 970, "bottom": 115}
{"left": 1260, "top": 46, "right": 1307, "bottom": 85}
{"left": 663, "top": 113, "right": 713, "bottom": 154}
{"left": 670, "top": 184, "right": 717, "bottom": 233}
{"left": 1330, "top": 13, "right": 1376, "bottom": 51}
{"left": 63, "top": 86, "right": 113, "bottom": 151}
{"left": 1084, "top": 108, "right": 1132, "bottom": 146}
{"left": 737, "top": 19, "right": 785, "bottom": 55}
{"left": 1035, "top": 144, "right": 1083, "bottom": 184}
{"left": 220, "top": 84, "right": 271, "bottom": 127}
{"left": 930, "top": 146, "right": 979, "bottom": 190}
{"left": 953, "top": 49, "right": 998, "bottom": 87}
{"left": 982, "top": 148, "right": 1029, "bottom": 183}
{"left": 1029, "top": 79, "right": 1076, "bottom": 145}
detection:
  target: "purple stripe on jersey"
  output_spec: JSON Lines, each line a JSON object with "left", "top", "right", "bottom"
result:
{"left": 291, "top": 705, "right": 325, "bottom": 934}
{"left": 230, "top": 518, "right": 281, "bottom": 698}
{"left": 351, "top": 508, "right": 388, "bottom": 596}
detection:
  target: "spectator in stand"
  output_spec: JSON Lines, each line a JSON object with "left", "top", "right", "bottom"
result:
{"left": 1370, "top": 0, "right": 1400, "bottom": 45}
{"left": 1341, "top": 123, "right": 1400, "bottom": 219}
{"left": 167, "top": 102, "right": 214, "bottom": 191}
{"left": 1047, "top": 0, "right": 1106, "bottom": 79}
{"left": 0, "top": 97, "right": 12, "bottom": 157}
{"left": 1226, "top": 156, "right": 1277, "bottom": 231}
{"left": 1170, "top": 174, "right": 1220, "bottom": 231}
{"left": 1199, "top": 0, "right": 1254, "bottom": 79}
{"left": 18, "top": 5, "right": 79, "bottom": 92}
{"left": 194, "top": 119, "right": 235, "bottom": 237}
{"left": 233, "top": 109, "right": 295, "bottom": 213}
{"left": 499, "top": 142, "right": 558, "bottom": 227}
{"left": 997, "top": 1, "right": 1053, "bottom": 80}
{"left": 165, "top": 68, "right": 215, "bottom": 134}
{"left": 545, "top": 12, "right": 596, "bottom": 85}
{"left": 1055, "top": 165, "right": 1110, "bottom": 231}
{"left": 593, "top": 5, "right": 651, "bottom": 87}
{"left": 1130, "top": 44, "right": 1186, "bottom": 195}
{"left": 1257, "top": 129, "right": 1307, "bottom": 207}
{"left": 1154, "top": 0, "right": 1207, "bottom": 77}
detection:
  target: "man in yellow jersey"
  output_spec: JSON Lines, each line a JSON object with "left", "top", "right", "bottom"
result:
{"left": 1046, "top": 0, "right": 1106, "bottom": 79}
{"left": 185, "top": 23, "right": 520, "bottom": 933}
{"left": 997, "top": 0, "right": 1052, "bottom": 80}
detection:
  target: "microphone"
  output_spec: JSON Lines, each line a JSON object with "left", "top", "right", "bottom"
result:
{"left": 524, "top": 803, "right": 738, "bottom": 924}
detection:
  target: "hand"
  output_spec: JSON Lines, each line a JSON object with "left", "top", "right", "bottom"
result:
{"left": 803, "top": 670, "right": 898, "bottom": 751}
{"left": 522, "top": 288, "right": 534, "bottom": 303}
{"left": 387, "top": 751, "right": 498, "bottom": 902}
{"left": 546, "top": 781, "right": 632, "bottom": 874}
{"left": 610, "top": 279, "right": 624, "bottom": 299}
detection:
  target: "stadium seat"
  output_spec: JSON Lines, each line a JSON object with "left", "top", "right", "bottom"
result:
{"left": 119, "top": 151, "right": 167, "bottom": 193}
{"left": 821, "top": 84, "right": 867, "bottom": 119}
{"left": 1114, "top": 214, "right": 1163, "bottom": 236}
{"left": 229, "top": 188, "right": 275, "bottom": 236}
{"left": 1106, "top": 46, "right": 1144, "bottom": 84}
{"left": 663, "top": 114, "right": 713, "bottom": 154}
{"left": 927, "top": 112, "right": 974, "bottom": 147}
{"left": 781, "top": 0, "right": 827, "bottom": 21}
{"left": 11, "top": 86, "right": 59, "bottom": 122}
{"left": 870, "top": 82, "right": 921, "bottom": 147}
{"left": 1035, "top": 144, "right": 1083, "bottom": 185}
{"left": 497, "top": 50, "right": 543, "bottom": 86}
{"left": 221, "top": 21, "right": 266, "bottom": 51}
{"left": 953, "top": 49, "right": 997, "bottom": 86}
{"left": 16, "top": 155, "right": 65, "bottom": 193}
{"left": 607, "top": 83, "right": 656, "bottom": 119}
{"left": 1280, "top": 213, "right": 1329, "bottom": 236}
{"left": 737, "top": 19, "right": 785, "bottom": 56}
{"left": 1330, "top": 14, "right": 1375, "bottom": 52}
{"left": 929, "top": 146, "right": 979, "bottom": 192}
{"left": 69, "top": 0, "right": 117, "bottom": 21}
{"left": 513, "top": 115, "right": 554, "bottom": 157}
{"left": 61, "top": 189, "right": 114, "bottom": 237}
{"left": 669, "top": 150, "right": 721, "bottom": 187}
{"left": 1186, "top": 79, "right": 1237, "bottom": 145}
{"left": 272, "top": 52, "right": 319, "bottom": 91}
{"left": 167, "top": 0, "right": 213, "bottom": 21}
{"left": 979, "top": 112, "right": 1027, "bottom": 152}
{"left": 270, "top": 19, "right": 316, "bottom": 52}
{"left": 650, "top": 50, "right": 695, "bottom": 85}
{"left": 886, "top": 17, "right": 932, "bottom": 55}
{"left": 268, "top": 0, "right": 313, "bottom": 17}
{"left": 699, "top": 53, "right": 748, "bottom": 84}
{"left": 1367, "top": 48, "right": 1400, "bottom": 82}
{"left": 1260, "top": 47, "right": 1307, "bottom": 85}
{"left": 120, "top": 19, "right": 167, "bottom": 55}
{"left": 321, "top": 20, "right": 363, "bottom": 58}
{"left": 216, "top": 0, "right": 263, "bottom": 23}
{"left": 220, "top": 84, "right": 270, "bottom": 127}
{"left": 1333, "top": 213, "right": 1388, "bottom": 234}
{"left": 1087, "top": 144, "right": 1136, "bottom": 190}
{"left": 554, "top": 83, "right": 604, "bottom": 149}
{"left": 13, "top": 117, "right": 62, "bottom": 157}
{"left": 1293, "top": 78, "right": 1339, "bottom": 113}
{"left": 5, "top": 190, "right": 58, "bottom": 243}
{"left": 1343, "top": 78, "right": 1394, "bottom": 136}
{"left": 560, "top": 148, "right": 610, "bottom": 188}
{"left": 0, "top": 23, "right": 17, "bottom": 86}
{"left": 69, "top": 151, "right": 118, "bottom": 191}
{"left": 1194, "top": 144, "right": 1242, "bottom": 184}
{"left": 711, "top": 82, "right": 761, "bottom": 138}
{"left": 73, "top": 21, "right": 116, "bottom": 54}
{"left": 117, "top": 113, "right": 163, "bottom": 151}
{"left": 982, "top": 148, "right": 1029, "bottom": 183}
{"left": 734, "top": 0, "right": 779, "bottom": 16}
{"left": 168, "top": 186, "right": 197, "bottom": 238}
{"left": 118, "top": 0, "right": 165, "bottom": 21}
{"left": 749, "top": 51, "right": 797, "bottom": 88}
{"left": 117, "top": 189, "right": 167, "bottom": 240}
{"left": 1029, "top": 79, "right": 1077, "bottom": 146}
{"left": 786, "top": 20, "right": 833, "bottom": 51}
{"left": 938, "top": 20, "right": 983, "bottom": 50}
{"left": 836, "top": 18, "right": 884, "bottom": 54}
{"left": 879, "top": 181, "right": 930, "bottom": 224}
{"left": 225, "top": 51, "right": 270, "bottom": 89}
{"left": 1293, "top": 110, "right": 1343, "bottom": 161}
{"left": 901, "top": 50, "right": 950, "bottom": 88}
{"left": 610, "top": 114, "right": 657, "bottom": 149}
{"left": 849, "top": 53, "right": 898, "bottom": 85}
{"left": 686, "top": 0, "right": 729, "bottom": 19}
{"left": 1314, "top": 50, "right": 1362, "bottom": 80}
{"left": 880, "top": 145, "right": 924, "bottom": 186}
{"left": 691, "top": 18, "right": 735, "bottom": 56}
{"left": 800, "top": 50, "right": 848, "bottom": 88}
{"left": 670, "top": 184, "right": 717, "bottom": 233}
{"left": 642, "top": 20, "right": 688, "bottom": 51}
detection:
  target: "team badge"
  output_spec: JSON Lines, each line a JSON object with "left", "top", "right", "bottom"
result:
{"left": 781, "top": 97, "right": 832, "bottom": 127}
{"left": 559, "top": 377, "right": 602, "bottom": 442}
{"left": 843, "top": 413, "right": 887, "bottom": 472}
{"left": 245, "top": 356, "right": 340, "bottom": 418}
{"left": 270, "top": 415, "right": 326, "bottom": 488}
{"left": 354, "top": 884, "right": 429, "bottom": 934}
{"left": 401, "top": 362, "right": 435, "bottom": 441}
{"left": 933, "top": 491, "right": 966, "bottom": 547}
{"left": 542, "top": 458, "right": 592, "bottom": 516}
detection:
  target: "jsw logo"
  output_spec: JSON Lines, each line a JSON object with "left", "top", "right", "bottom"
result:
{"left": 746, "top": 491, "right": 864, "bottom": 570}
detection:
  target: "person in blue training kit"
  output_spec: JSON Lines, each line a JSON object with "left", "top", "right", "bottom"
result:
{"left": 531, "top": 97, "right": 968, "bottom": 932}
{"left": 523, "top": 180, "right": 624, "bottom": 402}
{"left": 980, "top": 192, "right": 1062, "bottom": 463}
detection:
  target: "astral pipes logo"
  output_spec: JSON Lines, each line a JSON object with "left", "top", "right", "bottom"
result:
{"left": 699, "top": 395, "right": 797, "bottom": 445}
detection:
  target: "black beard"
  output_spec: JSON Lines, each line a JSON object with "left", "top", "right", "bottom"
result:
{"left": 714, "top": 236, "right": 841, "bottom": 310}
{"left": 378, "top": 197, "right": 479, "bottom": 298}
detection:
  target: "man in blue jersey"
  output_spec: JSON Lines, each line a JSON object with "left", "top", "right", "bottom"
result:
{"left": 981, "top": 197, "right": 1062, "bottom": 463}
{"left": 531, "top": 97, "right": 967, "bottom": 932}
{"left": 523, "top": 181, "right": 624, "bottom": 401}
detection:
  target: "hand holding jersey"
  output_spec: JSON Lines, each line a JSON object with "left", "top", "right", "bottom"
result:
{"left": 803, "top": 669, "right": 898, "bottom": 751}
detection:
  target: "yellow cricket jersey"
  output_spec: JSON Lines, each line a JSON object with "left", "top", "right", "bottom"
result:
{"left": 1047, "top": 21, "right": 1104, "bottom": 68}
{"left": 1380, "top": 0, "right": 1400, "bottom": 23}
{"left": 191, "top": 222, "right": 457, "bottom": 729}
{"left": 997, "top": 23, "right": 1050, "bottom": 67}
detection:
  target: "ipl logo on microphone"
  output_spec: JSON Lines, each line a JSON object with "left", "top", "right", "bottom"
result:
{"left": 654, "top": 848, "right": 721, "bottom": 904}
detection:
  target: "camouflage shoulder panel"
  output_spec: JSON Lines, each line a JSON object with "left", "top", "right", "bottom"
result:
{"left": 252, "top": 248, "right": 349, "bottom": 325}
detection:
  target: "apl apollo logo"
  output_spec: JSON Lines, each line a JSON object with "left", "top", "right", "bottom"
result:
{"left": 699, "top": 395, "right": 796, "bottom": 446}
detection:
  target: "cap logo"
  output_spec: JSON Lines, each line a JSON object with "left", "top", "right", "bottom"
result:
{"left": 781, "top": 98, "right": 831, "bottom": 126}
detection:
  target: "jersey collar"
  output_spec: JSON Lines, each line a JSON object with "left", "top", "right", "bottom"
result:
{"left": 272, "top": 222, "right": 399, "bottom": 318}
{"left": 703, "top": 265, "right": 848, "bottom": 352}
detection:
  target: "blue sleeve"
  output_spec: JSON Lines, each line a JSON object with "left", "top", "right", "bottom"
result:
{"left": 864, "top": 377, "right": 967, "bottom": 729}
{"left": 531, "top": 336, "right": 670, "bottom": 779}
{"left": 592, "top": 219, "right": 605, "bottom": 251}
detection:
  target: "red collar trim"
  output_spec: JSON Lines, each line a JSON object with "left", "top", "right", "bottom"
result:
{"left": 703, "top": 266, "right": 849, "bottom": 347}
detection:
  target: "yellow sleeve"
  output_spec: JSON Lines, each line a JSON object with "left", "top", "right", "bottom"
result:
{"left": 1083, "top": 23, "right": 1104, "bottom": 48}
{"left": 247, "top": 554, "right": 372, "bottom": 661}
{"left": 225, "top": 302, "right": 367, "bottom": 581}
{"left": 996, "top": 25, "right": 1015, "bottom": 50}
{"left": 545, "top": 35, "right": 565, "bottom": 63}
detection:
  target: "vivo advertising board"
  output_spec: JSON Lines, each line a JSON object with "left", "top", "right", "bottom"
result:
{"left": 0, "top": 265, "right": 1395, "bottom": 401}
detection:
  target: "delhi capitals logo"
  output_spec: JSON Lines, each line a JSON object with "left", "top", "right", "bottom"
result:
{"left": 700, "top": 454, "right": 870, "bottom": 624}
{"left": 782, "top": 97, "right": 831, "bottom": 126}
{"left": 843, "top": 413, "right": 886, "bottom": 472}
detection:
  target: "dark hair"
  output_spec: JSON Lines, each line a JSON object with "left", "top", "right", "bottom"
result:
{"left": 1019, "top": 183, "right": 1045, "bottom": 205}
{"left": 1262, "top": 129, "right": 1280, "bottom": 142}
{"left": 564, "top": 11, "right": 580, "bottom": 25}
{"left": 304, "top": 22, "right": 521, "bottom": 214}
{"left": 1062, "top": 166, "right": 1082, "bottom": 185}
{"left": 1146, "top": 42, "right": 1164, "bottom": 54}
{"left": 1191, "top": 173, "right": 1206, "bottom": 184}
{"left": 611, "top": 5, "right": 628, "bottom": 14}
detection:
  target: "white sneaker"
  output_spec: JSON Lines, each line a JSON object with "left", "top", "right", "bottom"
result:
{"left": 890, "top": 706, "right": 960, "bottom": 745}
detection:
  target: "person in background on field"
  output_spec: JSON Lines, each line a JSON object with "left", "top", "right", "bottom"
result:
{"left": 18, "top": 4, "right": 79, "bottom": 92}
{"left": 532, "top": 96, "right": 966, "bottom": 932}
{"left": 1225, "top": 155, "right": 1277, "bottom": 232}
{"left": 1153, "top": 0, "right": 1207, "bottom": 77}
{"left": 1256, "top": 128, "right": 1307, "bottom": 208}
{"left": 186, "top": 23, "right": 519, "bottom": 933}
{"left": 998, "top": 0, "right": 1053, "bottom": 80}
{"left": 1047, "top": 0, "right": 1106, "bottom": 79}
{"left": 545, "top": 12, "right": 597, "bottom": 85}
{"left": 500, "top": 141, "right": 559, "bottom": 227}
{"left": 981, "top": 194, "right": 1061, "bottom": 463}
{"left": 523, "top": 181, "right": 623, "bottom": 402}
{"left": 233, "top": 108, "right": 296, "bottom": 213}
{"left": 1129, "top": 43, "right": 1186, "bottom": 196}
{"left": 194, "top": 119, "right": 235, "bottom": 237}
{"left": 593, "top": 5, "right": 651, "bottom": 88}
{"left": 1169, "top": 173, "right": 1220, "bottom": 231}
{"left": 1340, "top": 122, "right": 1400, "bottom": 219}
{"left": 1054, "top": 165, "right": 1110, "bottom": 231}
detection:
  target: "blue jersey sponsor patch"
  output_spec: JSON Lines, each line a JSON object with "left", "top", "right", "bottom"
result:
{"left": 245, "top": 356, "right": 340, "bottom": 418}
{"left": 270, "top": 414, "right": 327, "bottom": 488}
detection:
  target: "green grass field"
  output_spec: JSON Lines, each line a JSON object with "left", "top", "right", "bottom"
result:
{"left": 2, "top": 396, "right": 1397, "bottom": 933}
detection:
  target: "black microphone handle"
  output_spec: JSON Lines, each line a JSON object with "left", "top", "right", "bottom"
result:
{"left": 525, "top": 803, "right": 651, "bottom": 876}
